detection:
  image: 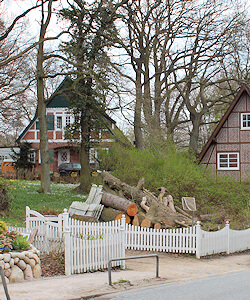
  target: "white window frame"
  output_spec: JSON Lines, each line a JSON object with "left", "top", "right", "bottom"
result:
{"left": 217, "top": 152, "right": 239, "bottom": 170}
{"left": 56, "top": 116, "right": 62, "bottom": 130}
{"left": 89, "top": 148, "right": 98, "bottom": 164}
{"left": 65, "top": 115, "right": 71, "bottom": 126}
{"left": 241, "top": 113, "right": 250, "bottom": 130}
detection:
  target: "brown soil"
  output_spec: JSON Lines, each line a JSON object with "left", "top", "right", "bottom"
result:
{"left": 40, "top": 252, "right": 65, "bottom": 277}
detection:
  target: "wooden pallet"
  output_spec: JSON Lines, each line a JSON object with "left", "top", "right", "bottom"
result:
{"left": 69, "top": 184, "right": 104, "bottom": 221}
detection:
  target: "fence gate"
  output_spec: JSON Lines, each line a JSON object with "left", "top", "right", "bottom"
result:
{"left": 26, "top": 206, "right": 63, "bottom": 254}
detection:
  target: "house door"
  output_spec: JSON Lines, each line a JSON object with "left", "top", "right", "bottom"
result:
{"left": 58, "top": 149, "right": 70, "bottom": 166}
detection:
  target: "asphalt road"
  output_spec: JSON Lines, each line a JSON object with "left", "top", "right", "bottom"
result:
{"left": 101, "top": 270, "right": 250, "bottom": 300}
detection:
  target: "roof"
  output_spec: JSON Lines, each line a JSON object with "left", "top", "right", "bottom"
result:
{"left": 16, "top": 77, "right": 116, "bottom": 144}
{"left": 198, "top": 83, "right": 250, "bottom": 162}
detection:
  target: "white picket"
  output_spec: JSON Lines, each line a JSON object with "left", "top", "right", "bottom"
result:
{"left": 24, "top": 206, "right": 250, "bottom": 272}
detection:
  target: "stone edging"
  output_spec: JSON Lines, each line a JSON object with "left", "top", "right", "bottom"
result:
{"left": 0, "top": 245, "right": 41, "bottom": 283}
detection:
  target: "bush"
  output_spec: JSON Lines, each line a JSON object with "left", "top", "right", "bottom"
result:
{"left": 0, "top": 230, "right": 29, "bottom": 253}
{"left": 0, "top": 220, "right": 7, "bottom": 234}
{"left": 0, "top": 178, "right": 12, "bottom": 210}
{"left": 12, "top": 234, "right": 30, "bottom": 251}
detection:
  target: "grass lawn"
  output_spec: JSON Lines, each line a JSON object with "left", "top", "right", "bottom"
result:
{"left": 1, "top": 179, "right": 87, "bottom": 227}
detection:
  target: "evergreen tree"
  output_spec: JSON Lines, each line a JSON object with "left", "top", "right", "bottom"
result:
{"left": 59, "top": 0, "right": 126, "bottom": 192}
{"left": 12, "top": 142, "right": 35, "bottom": 170}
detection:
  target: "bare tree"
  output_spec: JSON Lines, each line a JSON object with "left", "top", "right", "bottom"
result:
{"left": 115, "top": 0, "right": 191, "bottom": 148}
{"left": 0, "top": 15, "right": 36, "bottom": 146}
{"left": 173, "top": 0, "right": 247, "bottom": 153}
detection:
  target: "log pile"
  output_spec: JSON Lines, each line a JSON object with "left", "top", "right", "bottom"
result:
{"left": 99, "top": 172, "right": 193, "bottom": 228}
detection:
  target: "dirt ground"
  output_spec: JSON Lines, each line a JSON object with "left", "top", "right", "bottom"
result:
{"left": 124, "top": 249, "right": 250, "bottom": 280}
{"left": 4, "top": 249, "right": 250, "bottom": 300}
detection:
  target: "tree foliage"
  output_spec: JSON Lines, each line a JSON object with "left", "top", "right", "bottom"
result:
{"left": 59, "top": 0, "right": 128, "bottom": 192}
{"left": 12, "top": 142, "right": 34, "bottom": 170}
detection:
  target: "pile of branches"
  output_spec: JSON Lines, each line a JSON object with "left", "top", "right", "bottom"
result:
{"left": 99, "top": 172, "right": 193, "bottom": 228}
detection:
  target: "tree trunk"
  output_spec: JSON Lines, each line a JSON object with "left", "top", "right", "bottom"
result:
{"left": 78, "top": 110, "right": 92, "bottom": 193}
{"left": 134, "top": 66, "right": 144, "bottom": 149}
{"left": 36, "top": 0, "right": 53, "bottom": 193}
{"left": 99, "top": 207, "right": 123, "bottom": 222}
{"left": 101, "top": 192, "right": 138, "bottom": 216}
{"left": 189, "top": 111, "right": 203, "bottom": 154}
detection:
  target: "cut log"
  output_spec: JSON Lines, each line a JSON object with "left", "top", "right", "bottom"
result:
{"left": 154, "top": 223, "right": 161, "bottom": 230}
{"left": 141, "top": 218, "right": 151, "bottom": 228}
{"left": 99, "top": 207, "right": 124, "bottom": 222}
{"left": 115, "top": 213, "right": 131, "bottom": 224}
{"left": 101, "top": 192, "right": 138, "bottom": 216}
{"left": 132, "top": 215, "right": 140, "bottom": 226}
{"left": 126, "top": 203, "right": 138, "bottom": 217}
{"left": 132, "top": 214, "right": 146, "bottom": 226}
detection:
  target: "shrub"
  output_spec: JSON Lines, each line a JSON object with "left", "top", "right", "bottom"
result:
{"left": 0, "top": 220, "right": 7, "bottom": 234}
{"left": 0, "top": 230, "right": 29, "bottom": 253}
{"left": 0, "top": 178, "right": 13, "bottom": 210}
{"left": 12, "top": 234, "right": 30, "bottom": 251}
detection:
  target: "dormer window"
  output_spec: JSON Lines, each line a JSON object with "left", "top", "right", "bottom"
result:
{"left": 241, "top": 113, "right": 250, "bottom": 130}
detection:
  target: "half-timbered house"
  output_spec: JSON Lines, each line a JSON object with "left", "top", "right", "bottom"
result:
{"left": 16, "top": 77, "right": 116, "bottom": 173}
{"left": 198, "top": 84, "right": 250, "bottom": 180}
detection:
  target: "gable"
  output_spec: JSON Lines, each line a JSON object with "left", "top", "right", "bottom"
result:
{"left": 46, "top": 77, "right": 73, "bottom": 108}
{"left": 16, "top": 77, "right": 116, "bottom": 144}
{"left": 199, "top": 84, "right": 250, "bottom": 162}
{"left": 199, "top": 84, "right": 250, "bottom": 179}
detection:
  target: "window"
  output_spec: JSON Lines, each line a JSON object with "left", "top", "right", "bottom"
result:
{"left": 89, "top": 148, "right": 98, "bottom": 164}
{"left": 241, "top": 113, "right": 250, "bottom": 130}
{"left": 56, "top": 116, "right": 62, "bottom": 129}
{"left": 28, "top": 152, "right": 36, "bottom": 163}
{"left": 61, "top": 151, "right": 68, "bottom": 162}
{"left": 35, "top": 115, "right": 54, "bottom": 130}
{"left": 217, "top": 153, "right": 239, "bottom": 170}
{"left": 65, "top": 115, "right": 71, "bottom": 126}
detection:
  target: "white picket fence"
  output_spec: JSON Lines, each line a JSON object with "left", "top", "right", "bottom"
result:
{"left": 26, "top": 206, "right": 125, "bottom": 275}
{"left": 23, "top": 207, "right": 250, "bottom": 274}
{"left": 197, "top": 222, "right": 250, "bottom": 258}
{"left": 125, "top": 224, "right": 196, "bottom": 253}
{"left": 64, "top": 216, "right": 125, "bottom": 275}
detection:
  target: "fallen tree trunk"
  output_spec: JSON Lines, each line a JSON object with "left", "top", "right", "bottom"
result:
{"left": 101, "top": 192, "right": 138, "bottom": 217}
{"left": 99, "top": 207, "right": 124, "bottom": 222}
{"left": 199, "top": 213, "right": 225, "bottom": 223}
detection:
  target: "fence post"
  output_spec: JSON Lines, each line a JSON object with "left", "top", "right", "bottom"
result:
{"left": 63, "top": 209, "right": 71, "bottom": 276}
{"left": 226, "top": 221, "right": 230, "bottom": 254}
{"left": 120, "top": 215, "right": 126, "bottom": 269}
{"left": 58, "top": 213, "right": 63, "bottom": 238}
{"left": 26, "top": 206, "right": 30, "bottom": 230}
{"left": 196, "top": 221, "right": 201, "bottom": 259}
